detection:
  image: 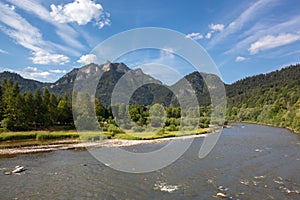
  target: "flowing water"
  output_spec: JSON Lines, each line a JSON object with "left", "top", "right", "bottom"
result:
{"left": 0, "top": 123, "right": 299, "bottom": 199}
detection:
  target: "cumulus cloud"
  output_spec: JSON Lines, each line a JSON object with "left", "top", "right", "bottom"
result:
{"left": 23, "top": 66, "right": 51, "bottom": 79}
{"left": 209, "top": 23, "right": 224, "bottom": 32}
{"left": 205, "top": 32, "right": 212, "bottom": 39}
{"left": 77, "top": 54, "right": 98, "bottom": 64}
{"left": 248, "top": 33, "right": 300, "bottom": 54}
{"left": 185, "top": 32, "right": 203, "bottom": 40}
{"left": 50, "top": 0, "right": 111, "bottom": 28}
{"left": 235, "top": 56, "right": 247, "bottom": 62}
{"left": 31, "top": 51, "right": 70, "bottom": 65}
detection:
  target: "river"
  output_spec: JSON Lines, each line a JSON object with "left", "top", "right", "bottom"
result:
{"left": 0, "top": 123, "right": 299, "bottom": 199}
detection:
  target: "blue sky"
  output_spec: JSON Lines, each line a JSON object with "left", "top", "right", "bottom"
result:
{"left": 0, "top": 0, "right": 299, "bottom": 84}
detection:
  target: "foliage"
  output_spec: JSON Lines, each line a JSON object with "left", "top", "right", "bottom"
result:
{"left": 0, "top": 63, "right": 299, "bottom": 135}
{"left": 226, "top": 64, "right": 300, "bottom": 133}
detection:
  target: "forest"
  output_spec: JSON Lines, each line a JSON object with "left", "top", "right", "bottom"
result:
{"left": 0, "top": 79, "right": 211, "bottom": 138}
{"left": 0, "top": 63, "right": 299, "bottom": 135}
{"left": 226, "top": 64, "right": 300, "bottom": 133}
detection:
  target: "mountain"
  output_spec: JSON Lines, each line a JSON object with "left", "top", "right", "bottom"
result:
{"left": 170, "top": 71, "right": 225, "bottom": 106}
{"left": 48, "top": 62, "right": 164, "bottom": 106}
{"left": 0, "top": 71, "right": 46, "bottom": 93}
{"left": 226, "top": 64, "right": 300, "bottom": 98}
{"left": 0, "top": 63, "right": 299, "bottom": 108}
{"left": 226, "top": 64, "right": 300, "bottom": 106}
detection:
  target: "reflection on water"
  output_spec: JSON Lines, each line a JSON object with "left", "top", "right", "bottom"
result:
{"left": 0, "top": 123, "right": 299, "bottom": 199}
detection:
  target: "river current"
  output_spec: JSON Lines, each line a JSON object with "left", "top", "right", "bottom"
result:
{"left": 0, "top": 123, "right": 299, "bottom": 199}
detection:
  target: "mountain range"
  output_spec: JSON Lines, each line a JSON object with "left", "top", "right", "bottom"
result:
{"left": 0, "top": 62, "right": 299, "bottom": 108}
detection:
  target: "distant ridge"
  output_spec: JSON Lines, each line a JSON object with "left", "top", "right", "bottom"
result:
{"left": 0, "top": 63, "right": 299, "bottom": 107}
{"left": 0, "top": 71, "right": 45, "bottom": 93}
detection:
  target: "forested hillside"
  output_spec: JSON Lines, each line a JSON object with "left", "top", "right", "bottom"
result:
{"left": 226, "top": 64, "right": 300, "bottom": 133}
{"left": 0, "top": 71, "right": 46, "bottom": 93}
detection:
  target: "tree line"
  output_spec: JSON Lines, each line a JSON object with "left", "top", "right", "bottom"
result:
{"left": 0, "top": 79, "right": 73, "bottom": 131}
{"left": 0, "top": 79, "right": 211, "bottom": 132}
{"left": 227, "top": 80, "right": 300, "bottom": 133}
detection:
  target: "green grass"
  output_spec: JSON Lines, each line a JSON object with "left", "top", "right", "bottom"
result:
{"left": 114, "top": 128, "right": 209, "bottom": 140}
{"left": 0, "top": 128, "right": 209, "bottom": 142}
{"left": 0, "top": 132, "right": 37, "bottom": 141}
{"left": 36, "top": 132, "right": 79, "bottom": 140}
{"left": 0, "top": 131, "right": 79, "bottom": 141}
{"left": 78, "top": 131, "right": 108, "bottom": 141}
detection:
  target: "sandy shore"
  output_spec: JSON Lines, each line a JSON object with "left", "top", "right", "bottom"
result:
{"left": 0, "top": 134, "right": 210, "bottom": 156}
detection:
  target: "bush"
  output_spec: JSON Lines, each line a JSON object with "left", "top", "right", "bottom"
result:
{"left": 1, "top": 118, "right": 14, "bottom": 131}
{"left": 132, "top": 126, "right": 145, "bottom": 132}
{"left": 107, "top": 124, "right": 124, "bottom": 135}
{"left": 166, "top": 124, "right": 179, "bottom": 131}
{"left": 199, "top": 123, "right": 209, "bottom": 128}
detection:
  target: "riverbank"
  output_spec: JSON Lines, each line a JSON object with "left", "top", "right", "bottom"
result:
{"left": 0, "top": 133, "right": 214, "bottom": 156}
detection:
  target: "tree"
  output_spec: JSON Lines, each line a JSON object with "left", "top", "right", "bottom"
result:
{"left": 48, "top": 93, "right": 58, "bottom": 125}
{"left": 1, "top": 79, "right": 25, "bottom": 130}
{"left": 22, "top": 92, "right": 34, "bottom": 128}
{"left": 32, "top": 89, "right": 46, "bottom": 128}
{"left": 57, "top": 96, "right": 73, "bottom": 125}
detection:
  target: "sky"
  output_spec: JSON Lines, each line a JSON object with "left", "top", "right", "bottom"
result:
{"left": 0, "top": 0, "right": 299, "bottom": 84}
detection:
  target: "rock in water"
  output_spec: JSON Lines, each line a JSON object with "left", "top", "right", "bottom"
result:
{"left": 4, "top": 171, "right": 12, "bottom": 175}
{"left": 12, "top": 166, "right": 25, "bottom": 174}
{"left": 216, "top": 192, "right": 227, "bottom": 198}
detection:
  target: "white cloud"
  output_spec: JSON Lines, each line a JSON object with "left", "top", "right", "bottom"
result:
{"left": 0, "top": 3, "right": 45, "bottom": 52}
{"left": 185, "top": 32, "right": 203, "bottom": 40}
{"left": 225, "top": 15, "right": 300, "bottom": 55}
{"left": 31, "top": 51, "right": 70, "bottom": 65}
{"left": 49, "top": 69, "right": 67, "bottom": 73}
{"left": 160, "top": 48, "right": 175, "bottom": 59}
{"left": 0, "top": 49, "right": 8, "bottom": 54}
{"left": 235, "top": 56, "right": 247, "bottom": 62}
{"left": 7, "top": 0, "right": 84, "bottom": 51}
{"left": 209, "top": 0, "right": 278, "bottom": 47}
{"left": 24, "top": 66, "right": 38, "bottom": 72}
{"left": 0, "top": 66, "right": 67, "bottom": 81}
{"left": 50, "top": 0, "right": 111, "bottom": 28}
{"left": 248, "top": 33, "right": 300, "bottom": 54}
{"left": 209, "top": 24, "right": 224, "bottom": 32}
{"left": 205, "top": 32, "right": 212, "bottom": 39}
{"left": 22, "top": 66, "right": 51, "bottom": 79}
{"left": 77, "top": 54, "right": 98, "bottom": 64}
{"left": 0, "top": 2, "right": 78, "bottom": 65}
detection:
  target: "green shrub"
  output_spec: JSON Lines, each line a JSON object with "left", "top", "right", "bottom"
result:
{"left": 166, "top": 124, "right": 179, "bottom": 131}
{"left": 132, "top": 126, "right": 145, "bottom": 132}
{"left": 107, "top": 124, "right": 124, "bottom": 135}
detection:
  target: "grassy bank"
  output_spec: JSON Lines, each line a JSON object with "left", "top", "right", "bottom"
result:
{"left": 0, "top": 131, "right": 79, "bottom": 141}
{"left": 0, "top": 128, "right": 209, "bottom": 143}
